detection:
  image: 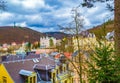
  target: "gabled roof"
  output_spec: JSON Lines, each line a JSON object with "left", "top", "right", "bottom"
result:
{"left": 3, "top": 56, "right": 56, "bottom": 83}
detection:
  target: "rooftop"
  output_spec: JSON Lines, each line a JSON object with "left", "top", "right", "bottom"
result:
{"left": 2, "top": 55, "right": 56, "bottom": 83}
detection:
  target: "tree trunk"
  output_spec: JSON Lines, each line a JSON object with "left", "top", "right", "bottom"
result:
{"left": 114, "top": 0, "right": 120, "bottom": 56}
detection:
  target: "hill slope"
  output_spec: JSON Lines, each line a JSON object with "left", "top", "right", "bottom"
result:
{"left": 44, "top": 32, "right": 71, "bottom": 39}
{"left": 0, "top": 26, "right": 44, "bottom": 44}
{"left": 88, "top": 20, "right": 114, "bottom": 38}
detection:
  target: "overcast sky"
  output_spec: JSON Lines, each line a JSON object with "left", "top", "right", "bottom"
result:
{"left": 0, "top": 0, "right": 113, "bottom": 32}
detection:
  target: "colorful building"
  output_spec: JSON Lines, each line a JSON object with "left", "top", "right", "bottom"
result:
{"left": 0, "top": 54, "right": 73, "bottom": 83}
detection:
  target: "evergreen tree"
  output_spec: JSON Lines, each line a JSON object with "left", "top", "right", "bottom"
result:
{"left": 87, "top": 41, "right": 120, "bottom": 83}
{"left": 49, "top": 38, "right": 54, "bottom": 48}
{"left": 37, "top": 42, "right": 40, "bottom": 48}
{"left": 81, "top": 0, "right": 120, "bottom": 61}
{"left": 25, "top": 42, "right": 31, "bottom": 52}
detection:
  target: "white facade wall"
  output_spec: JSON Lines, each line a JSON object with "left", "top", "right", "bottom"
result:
{"left": 40, "top": 36, "right": 57, "bottom": 48}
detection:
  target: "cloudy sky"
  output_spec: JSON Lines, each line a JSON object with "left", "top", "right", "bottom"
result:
{"left": 0, "top": 0, "right": 113, "bottom": 32}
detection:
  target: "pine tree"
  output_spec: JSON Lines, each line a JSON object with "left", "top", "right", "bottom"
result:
{"left": 82, "top": 0, "right": 120, "bottom": 61}
{"left": 49, "top": 38, "right": 54, "bottom": 48}
{"left": 87, "top": 41, "right": 120, "bottom": 83}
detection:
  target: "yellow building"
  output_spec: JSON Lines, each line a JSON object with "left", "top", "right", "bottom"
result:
{"left": 0, "top": 61, "right": 37, "bottom": 83}
{"left": 72, "top": 35, "right": 114, "bottom": 83}
{"left": 73, "top": 37, "right": 97, "bottom": 51}
{"left": 73, "top": 36, "right": 114, "bottom": 51}
{"left": 0, "top": 64, "right": 14, "bottom": 83}
{"left": 51, "top": 64, "right": 73, "bottom": 83}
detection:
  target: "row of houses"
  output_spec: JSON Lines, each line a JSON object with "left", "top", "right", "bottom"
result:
{"left": 0, "top": 36, "right": 57, "bottom": 52}
{"left": 0, "top": 53, "right": 74, "bottom": 83}
{"left": 0, "top": 30, "right": 114, "bottom": 52}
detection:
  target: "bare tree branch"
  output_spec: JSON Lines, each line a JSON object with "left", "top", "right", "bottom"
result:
{"left": 0, "top": 0, "right": 6, "bottom": 11}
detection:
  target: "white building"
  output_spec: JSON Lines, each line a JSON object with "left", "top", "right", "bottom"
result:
{"left": 105, "top": 31, "right": 114, "bottom": 41}
{"left": 40, "top": 36, "right": 57, "bottom": 48}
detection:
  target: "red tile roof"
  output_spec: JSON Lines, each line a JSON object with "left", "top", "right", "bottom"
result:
{"left": 55, "top": 54, "right": 61, "bottom": 59}
{"left": 63, "top": 52, "right": 72, "bottom": 59}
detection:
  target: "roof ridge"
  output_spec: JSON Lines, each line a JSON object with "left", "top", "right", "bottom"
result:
{"left": 3, "top": 58, "right": 33, "bottom": 64}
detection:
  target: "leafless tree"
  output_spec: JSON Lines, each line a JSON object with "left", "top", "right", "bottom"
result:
{"left": 59, "top": 7, "right": 85, "bottom": 83}
{"left": 0, "top": 0, "right": 6, "bottom": 11}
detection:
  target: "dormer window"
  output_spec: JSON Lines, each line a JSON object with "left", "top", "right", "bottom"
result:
{"left": 19, "top": 69, "right": 37, "bottom": 83}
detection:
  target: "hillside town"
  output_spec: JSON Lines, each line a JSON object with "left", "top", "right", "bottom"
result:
{"left": 0, "top": 26, "right": 114, "bottom": 83}
{"left": 0, "top": 0, "right": 120, "bottom": 83}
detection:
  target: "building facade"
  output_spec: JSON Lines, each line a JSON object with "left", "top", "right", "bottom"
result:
{"left": 40, "top": 36, "right": 57, "bottom": 48}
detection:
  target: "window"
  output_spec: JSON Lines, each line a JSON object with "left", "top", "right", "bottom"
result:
{"left": 60, "top": 66, "right": 62, "bottom": 73}
{"left": 48, "top": 72, "right": 51, "bottom": 79}
{"left": 71, "top": 78, "right": 74, "bottom": 83}
{"left": 33, "top": 76, "right": 36, "bottom": 83}
{"left": 53, "top": 73, "right": 55, "bottom": 78}
{"left": 24, "top": 76, "right": 28, "bottom": 83}
{"left": 62, "top": 64, "right": 66, "bottom": 72}
{"left": 53, "top": 73, "right": 55, "bottom": 83}
{"left": 64, "top": 80, "right": 67, "bottom": 83}
{"left": 66, "top": 64, "right": 69, "bottom": 70}
{"left": 30, "top": 77, "right": 32, "bottom": 83}
{"left": 56, "top": 69, "right": 59, "bottom": 75}
{"left": 2, "top": 76, "right": 7, "bottom": 83}
{"left": 22, "top": 75, "right": 37, "bottom": 83}
{"left": 63, "top": 66, "right": 66, "bottom": 72}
